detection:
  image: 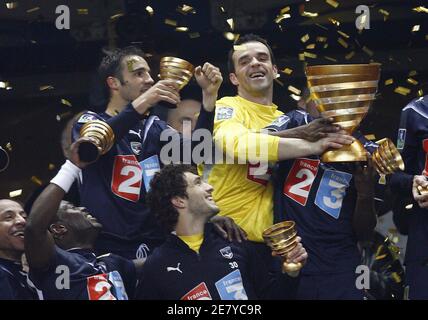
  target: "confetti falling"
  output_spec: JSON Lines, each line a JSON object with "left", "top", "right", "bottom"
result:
{"left": 394, "top": 86, "right": 411, "bottom": 96}
{"left": 77, "top": 8, "right": 89, "bottom": 15}
{"left": 407, "top": 78, "right": 418, "bottom": 86}
{"left": 9, "top": 189, "right": 22, "bottom": 198}
{"left": 164, "top": 19, "right": 177, "bottom": 27}
{"left": 413, "top": 6, "right": 428, "bottom": 14}
{"left": 301, "top": 34, "right": 310, "bottom": 43}
{"left": 385, "top": 79, "right": 394, "bottom": 86}
{"left": 61, "top": 99, "right": 72, "bottom": 107}
{"left": 345, "top": 51, "right": 355, "bottom": 60}
{"left": 337, "top": 37, "right": 349, "bottom": 48}
{"left": 288, "top": 85, "right": 301, "bottom": 95}
{"left": 31, "top": 176, "right": 43, "bottom": 186}
{"left": 281, "top": 68, "right": 293, "bottom": 75}
{"left": 177, "top": 4, "right": 195, "bottom": 15}
{"left": 326, "top": 0, "right": 339, "bottom": 8}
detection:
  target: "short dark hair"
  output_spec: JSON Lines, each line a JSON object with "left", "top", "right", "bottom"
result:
{"left": 98, "top": 46, "right": 145, "bottom": 99}
{"left": 227, "top": 34, "right": 276, "bottom": 74}
{"left": 146, "top": 164, "right": 197, "bottom": 232}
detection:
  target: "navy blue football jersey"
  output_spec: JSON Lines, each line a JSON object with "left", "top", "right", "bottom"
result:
{"left": 72, "top": 104, "right": 213, "bottom": 258}
{"left": 0, "top": 257, "right": 37, "bottom": 300}
{"left": 29, "top": 247, "right": 136, "bottom": 300}
{"left": 136, "top": 224, "right": 298, "bottom": 300}
{"left": 390, "top": 96, "right": 428, "bottom": 265}
{"left": 272, "top": 110, "right": 380, "bottom": 275}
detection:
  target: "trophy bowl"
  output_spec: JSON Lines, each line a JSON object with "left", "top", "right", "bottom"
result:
{"left": 262, "top": 221, "right": 302, "bottom": 273}
{"left": 372, "top": 138, "right": 405, "bottom": 175}
{"left": 306, "top": 63, "right": 381, "bottom": 162}
{"left": 160, "top": 56, "right": 195, "bottom": 91}
{"left": 78, "top": 120, "right": 115, "bottom": 163}
{"left": 0, "top": 147, "right": 10, "bottom": 172}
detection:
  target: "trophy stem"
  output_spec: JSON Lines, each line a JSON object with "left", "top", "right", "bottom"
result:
{"left": 321, "top": 139, "right": 367, "bottom": 162}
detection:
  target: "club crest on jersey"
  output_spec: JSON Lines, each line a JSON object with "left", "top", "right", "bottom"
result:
{"left": 397, "top": 129, "right": 406, "bottom": 150}
{"left": 130, "top": 142, "right": 142, "bottom": 155}
{"left": 219, "top": 246, "right": 233, "bottom": 259}
{"left": 77, "top": 113, "right": 98, "bottom": 124}
{"left": 216, "top": 107, "right": 234, "bottom": 121}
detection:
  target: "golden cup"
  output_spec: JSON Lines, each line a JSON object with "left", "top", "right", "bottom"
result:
{"left": 159, "top": 57, "right": 195, "bottom": 91}
{"left": 262, "top": 221, "right": 302, "bottom": 273}
{"left": 372, "top": 138, "right": 405, "bottom": 175}
{"left": 306, "top": 63, "right": 381, "bottom": 162}
{"left": 0, "top": 146, "right": 9, "bottom": 172}
{"left": 78, "top": 120, "right": 115, "bottom": 162}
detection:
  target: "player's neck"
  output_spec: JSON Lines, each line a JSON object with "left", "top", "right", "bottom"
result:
{"left": 175, "top": 214, "right": 207, "bottom": 236}
{"left": 238, "top": 89, "right": 273, "bottom": 106}
{"left": 105, "top": 95, "right": 129, "bottom": 116}
{"left": 0, "top": 249, "right": 22, "bottom": 262}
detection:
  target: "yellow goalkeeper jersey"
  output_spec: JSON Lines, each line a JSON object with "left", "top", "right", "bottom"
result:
{"left": 200, "top": 95, "right": 286, "bottom": 242}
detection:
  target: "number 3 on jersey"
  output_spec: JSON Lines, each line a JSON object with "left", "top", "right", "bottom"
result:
{"left": 111, "top": 155, "right": 142, "bottom": 202}
{"left": 283, "top": 158, "right": 320, "bottom": 206}
{"left": 314, "top": 169, "right": 352, "bottom": 219}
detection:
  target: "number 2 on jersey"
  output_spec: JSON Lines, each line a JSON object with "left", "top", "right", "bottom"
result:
{"left": 111, "top": 155, "right": 142, "bottom": 202}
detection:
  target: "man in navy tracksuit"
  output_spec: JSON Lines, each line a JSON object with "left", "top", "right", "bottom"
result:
{"left": 70, "top": 46, "right": 224, "bottom": 259}
{"left": 136, "top": 165, "right": 307, "bottom": 300}
{"left": 271, "top": 110, "right": 378, "bottom": 299}
{"left": 389, "top": 95, "right": 428, "bottom": 299}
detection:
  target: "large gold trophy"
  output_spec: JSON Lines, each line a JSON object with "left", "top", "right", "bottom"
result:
{"left": 262, "top": 221, "right": 302, "bottom": 273}
{"left": 306, "top": 64, "right": 381, "bottom": 162}
{"left": 372, "top": 138, "right": 404, "bottom": 175}
{"left": 159, "top": 57, "right": 194, "bottom": 108}
{"left": 78, "top": 120, "right": 115, "bottom": 162}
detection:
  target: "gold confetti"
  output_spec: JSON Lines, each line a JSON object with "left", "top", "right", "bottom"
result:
{"left": 306, "top": 43, "right": 315, "bottom": 49}
{"left": 345, "top": 51, "right": 355, "bottom": 60}
{"left": 328, "top": 17, "right": 340, "bottom": 26}
{"left": 326, "top": 0, "right": 339, "bottom": 8}
{"left": 405, "top": 203, "right": 413, "bottom": 210}
{"left": 407, "top": 78, "right": 418, "bottom": 86}
{"left": 412, "top": 25, "right": 420, "bottom": 32}
{"left": 365, "top": 134, "right": 376, "bottom": 140}
{"left": 274, "top": 78, "right": 284, "bottom": 87}
{"left": 418, "top": 89, "right": 424, "bottom": 96}
{"left": 6, "top": 2, "right": 18, "bottom": 9}
{"left": 31, "top": 176, "right": 43, "bottom": 186}
{"left": 394, "top": 86, "right": 411, "bottom": 96}
{"left": 408, "top": 70, "right": 417, "bottom": 77}
{"left": 384, "top": 79, "right": 394, "bottom": 85}
{"left": 227, "top": 18, "right": 234, "bottom": 30}
{"left": 110, "top": 13, "right": 124, "bottom": 21}
{"left": 378, "top": 9, "right": 389, "bottom": 20}
{"left": 375, "top": 254, "right": 387, "bottom": 260}
{"left": 301, "top": 34, "right": 310, "bottom": 43}
{"left": 280, "top": 6, "right": 290, "bottom": 14}
{"left": 323, "top": 43, "right": 329, "bottom": 49}
{"left": 298, "top": 53, "right": 305, "bottom": 61}
{"left": 316, "top": 36, "right": 327, "bottom": 42}
{"left": 362, "top": 46, "right": 374, "bottom": 56}
{"left": 337, "top": 30, "right": 350, "bottom": 39}
{"left": 378, "top": 174, "right": 386, "bottom": 185}
{"left": 39, "top": 85, "right": 54, "bottom": 91}
{"left": 61, "top": 99, "right": 72, "bottom": 107}
{"left": 290, "top": 94, "right": 301, "bottom": 101}
{"left": 391, "top": 272, "right": 402, "bottom": 283}
{"left": 413, "top": 6, "right": 428, "bottom": 14}
{"left": 301, "top": 11, "right": 318, "bottom": 18}
{"left": 274, "top": 13, "right": 291, "bottom": 24}
{"left": 324, "top": 56, "right": 337, "bottom": 62}
{"left": 9, "top": 190, "right": 22, "bottom": 198}
{"left": 26, "top": 7, "right": 40, "bottom": 13}
{"left": 56, "top": 111, "right": 72, "bottom": 122}
{"left": 164, "top": 19, "right": 177, "bottom": 27}
{"left": 77, "top": 9, "right": 89, "bottom": 15}
{"left": 288, "top": 86, "right": 301, "bottom": 95}
{"left": 189, "top": 32, "right": 200, "bottom": 39}
{"left": 5, "top": 142, "right": 12, "bottom": 151}
{"left": 281, "top": 68, "right": 293, "bottom": 75}
{"left": 175, "top": 27, "right": 189, "bottom": 32}
{"left": 304, "top": 52, "right": 317, "bottom": 59}
{"left": 177, "top": 4, "right": 195, "bottom": 15}
{"left": 337, "top": 37, "right": 348, "bottom": 48}
{"left": 48, "top": 164, "right": 56, "bottom": 171}
{"left": 145, "top": 6, "right": 154, "bottom": 16}
{"left": 233, "top": 44, "right": 247, "bottom": 51}
{"left": 0, "top": 81, "right": 9, "bottom": 89}
{"left": 220, "top": 6, "right": 226, "bottom": 13}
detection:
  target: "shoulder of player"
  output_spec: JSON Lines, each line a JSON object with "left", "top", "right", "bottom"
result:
{"left": 402, "top": 96, "right": 428, "bottom": 119}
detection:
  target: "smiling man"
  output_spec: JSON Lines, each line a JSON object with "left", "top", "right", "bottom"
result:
{"left": 0, "top": 199, "right": 37, "bottom": 299}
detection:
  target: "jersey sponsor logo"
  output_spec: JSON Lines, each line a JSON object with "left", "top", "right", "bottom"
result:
{"left": 111, "top": 155, "right": 142, "bottom": 202}
{"left": 397, "top": 128, "right": 406, "bottom": 150}
{"left": 167, "top": 263, "right": 183, "bottom": 274}
{"left": 86, "top": 271, "right": 128, "bottom": 300}
{"left": 283, "top": 158, "right": 320, "bottom": 206}
{"left": 216, "top": 107, "right": 234, "bottom": 121}
{"left": 423, "top": 139, "right": 428, "bottom": 175}
{"left": 219, "top": 246, "right": 233, "bottom": 259}
{"left": 77, "top": 113, "right": 97, "bottom": 124}
{"left": 314, "top": 169, "right": 352, "bottom": 219}
{"left": 269, "top": 115, "right": 290, "bottom": 129}
{"left": 129, "top": 129, "right": 142, "bottom": 140}
{"left": 247, "top": 162, "right": 272, "bottom": 186}
{"left": 140, "top": 155, "right": 161, "bottom": 192}
{"left": 130, "top": 142, "right": 142, "bottom": 155}
{"left": 136, "top": 243, "right": 150, "bottom": 259}
{"left": 181, "top": 282, "right": 212, "bottom": 300}
{"left": 215, "top": 269, "right": 248, "bottom": 300}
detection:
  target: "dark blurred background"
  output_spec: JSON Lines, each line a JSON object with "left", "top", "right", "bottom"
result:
{"left": 0, "top": 0, "right": 427, "bottom": 202}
